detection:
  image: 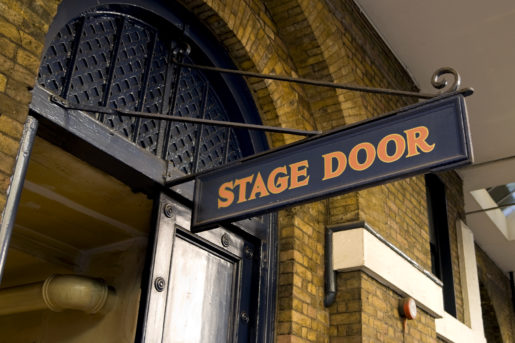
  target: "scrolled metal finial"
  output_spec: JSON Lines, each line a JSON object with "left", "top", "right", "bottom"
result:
{"left": 431, "top": 67, "right": 461, "bottom": 93}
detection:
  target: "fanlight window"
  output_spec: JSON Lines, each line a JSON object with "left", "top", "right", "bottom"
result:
{"left": 38, "top": 11, "right": 244, "bottom": 175}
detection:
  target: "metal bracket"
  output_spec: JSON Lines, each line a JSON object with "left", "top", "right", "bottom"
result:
{"left": 465, "top": 202, "right": 515, "bottom": 215}
{"left": 48, "top": 94, "right": 320, "bottom": 137}
{"left": 172, "top": 48, "right": 471, "bottom": 99}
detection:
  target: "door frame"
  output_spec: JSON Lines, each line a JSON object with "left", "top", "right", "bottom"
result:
{"left": 139, "top": 193, "right": 266, "bottom": 342}
{"left": 4, "top": 1, "right": 279, "bottom": 339}
{"left": 23, "top": 90, "right": 278, "bottom": 341}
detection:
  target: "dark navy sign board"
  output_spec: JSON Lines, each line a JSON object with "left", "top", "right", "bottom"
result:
{"left": 192, "top": 94, "right": 472, "bottom": 232}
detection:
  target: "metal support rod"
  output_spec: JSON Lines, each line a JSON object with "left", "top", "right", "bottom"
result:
{"left": 0, "top": 115, "right": 38, "bottom": 283}
{"left": 174, "top": 59, "right": 445, "bottom": 99}
{"left": 171, "top": 43, "right": 467, "bottom": 98}
{"left": 465, "top": 203, "right": 515, "bottom": 215}
{"left": 49, "top": 95, "right": 321, "bottom": 137}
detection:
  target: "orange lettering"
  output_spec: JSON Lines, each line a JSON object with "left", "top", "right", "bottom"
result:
{"left": 249, "top": 172, "right": 270, "bottom": 200}
{"left": 322, "top": 151, "right": 347, "bottom": 180}
{"left": 404, "top": 126, "right": 435, "bottom": 157}
{"left": 289, "top": 160, "right": 310, "bottom": 189}
{"left": 218, "top": 181, "right": 234, "bottom": 208}
{"left": 377, "top": 134, "right": 406, "bottom": 163}
{"left": 234, "top": 175, "right": 254, "bottom": 203}
{"left": 267, "top": 166, "right": 289, "bottom": 194}
{"left": 348, "top": 142, "right": 376, "bottom": 171}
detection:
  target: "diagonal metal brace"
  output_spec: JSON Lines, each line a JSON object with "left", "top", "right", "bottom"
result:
{"left": 49, "top": 94, "right": 321, "bottom": 137}
{"left": 172, "top": 51, "right": 470, "bottom": 100}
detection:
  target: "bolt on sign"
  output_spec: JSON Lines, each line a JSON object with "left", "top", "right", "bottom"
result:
{"left": 191, "top": 93, "right": 473, "bottom": 232}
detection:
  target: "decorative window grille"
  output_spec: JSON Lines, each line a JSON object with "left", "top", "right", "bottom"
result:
{"left": 38, "top": 11, "right": 243, "bottom": 175}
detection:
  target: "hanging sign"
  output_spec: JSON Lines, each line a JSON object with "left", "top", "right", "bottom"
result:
{"left": 191, "top": 94, "right": 472, "bottom": 232}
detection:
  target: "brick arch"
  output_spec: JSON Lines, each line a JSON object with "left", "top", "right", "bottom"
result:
{"left": 262, "top": 2, "right": 344, "bottom": 141}
{"left": 265, "top": 0, "right": 356, "bottom": 131}
{"left": 177, "top": 0, "right": 317, "bottom": 146}
{"left": 261, "top": 0, "right": 420, "bottom": 128}
{"left": 294, "top": 0, "right": 418, "bottom": 121}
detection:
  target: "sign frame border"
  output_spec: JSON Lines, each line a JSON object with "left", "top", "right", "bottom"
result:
{"left": 191, "top": 91, "right": 473, "bottom": 232}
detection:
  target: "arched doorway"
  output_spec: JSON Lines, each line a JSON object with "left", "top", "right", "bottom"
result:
{"left": 0, "top": 1, "right": 276, "bottom": 342}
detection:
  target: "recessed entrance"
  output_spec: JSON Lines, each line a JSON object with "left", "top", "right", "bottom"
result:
{"left": 0, "top": 136, "right": 153, "bottom": 342}
{"left": 0, "top": 2, "right": 276, "bottom": 341}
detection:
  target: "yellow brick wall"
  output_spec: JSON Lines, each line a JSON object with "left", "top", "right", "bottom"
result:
{"left": 277, "top": 203, "right": 329, "bottom": 342}
{"left": 476, "top": 245, "right": 515, "bottom": 342}
{"left": 0, "top": 0, "right": 60, "bottom": 223}
{"left": 329, "top": 272, "right": 362, "bottom": 341}
{"left": 330, "top": 272, "right": 438, "bottom": 343}
{"left": 360, "top": 273, "right": 437, "bottom": 343}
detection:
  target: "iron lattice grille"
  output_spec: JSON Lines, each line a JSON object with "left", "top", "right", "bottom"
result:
{"left": 37, "top": 11, "right": 243, "bottom": 175}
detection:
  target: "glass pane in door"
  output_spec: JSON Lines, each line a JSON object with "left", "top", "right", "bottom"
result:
{"left": 164, "top": 234, "right": 237, "bottom": 343}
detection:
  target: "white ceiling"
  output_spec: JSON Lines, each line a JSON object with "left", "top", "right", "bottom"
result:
{"left": 354, "top": 0, "right": 515, "bottom": 273}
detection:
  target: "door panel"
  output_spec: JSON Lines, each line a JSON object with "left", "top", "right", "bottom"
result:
{"left": 142, "top": 194, "right": 257, "bottom": 343}
{"left": 164, "top": 233, "right": 237, "bottom": 342}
